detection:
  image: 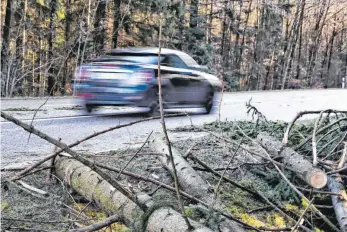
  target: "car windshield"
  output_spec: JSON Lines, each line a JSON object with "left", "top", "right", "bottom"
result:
{"left": 102, "top": 53, "right": 165, "bottom": 64}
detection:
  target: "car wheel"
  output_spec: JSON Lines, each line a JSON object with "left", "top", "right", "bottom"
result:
{"left": 86, "top": 104, "right": 94, "bottom": 113}
{"left": 204, "top": 88, "right": 214, "bottom": 114}
{"left": 148, "top": 101, "right": 161, "bottom": 117}
{"left": 146, "top": 88, "right": 161, "bottom": 117}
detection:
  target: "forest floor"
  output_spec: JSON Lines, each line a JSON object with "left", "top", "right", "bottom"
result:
{"left": 2, "top": 117, "right": 345, "bottom": 231}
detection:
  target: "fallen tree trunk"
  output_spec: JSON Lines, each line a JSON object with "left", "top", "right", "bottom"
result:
{"left": 257, "top": 133, "right": 327, "bottom": 189}
{"left": 0, "top": 111, "right": 214, "bottom": 231}
{"left": 148, "top": 132, "right": 247, "bottom": 232}
{"left": 327, "top": 176, "right": 347, "bottom": 232}
{"left": 55, "top": 155, "right": 213, "bottom": 232}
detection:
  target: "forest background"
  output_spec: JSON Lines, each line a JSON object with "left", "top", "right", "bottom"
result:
{"left": 1, "top": 0, "right": 347, "bottom": 97}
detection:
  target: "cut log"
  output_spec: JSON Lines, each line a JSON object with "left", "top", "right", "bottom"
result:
{"left": 148, "top": 132, "right": 247, "bottom": 232}
{"left": 54, "top": 155, "right": 213, "bottom": 232}
{"left": 257, "top": 133, "right": 327, "bottom": 189}
{"left": 327, "top": 176, "right": 347, "bottom": 232}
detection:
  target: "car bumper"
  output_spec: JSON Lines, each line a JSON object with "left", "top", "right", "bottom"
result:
{"left": 76, "top": 85, "right": 148, "bottom": 106}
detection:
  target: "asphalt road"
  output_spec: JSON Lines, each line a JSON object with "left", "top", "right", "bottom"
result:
{"left": 1, "top": 89, "right": 347, "bottom": 166}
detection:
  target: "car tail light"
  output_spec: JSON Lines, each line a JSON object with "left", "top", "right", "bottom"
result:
{"left": 101, "top": 63, "right": 120, "bottom": 68}
{"left": 133, "top": 69, "right": 154, "bottom": 82}
{"left": 76, "top": 93, "right": 92, "bottom": 98}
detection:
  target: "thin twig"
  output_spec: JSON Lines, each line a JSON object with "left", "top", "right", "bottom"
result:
{"left": 17, "top": 180, "right": 48, "bottom": 196}
{"left": 156, "top": 13, "right": 193, "bottom": 230}
{"left": 69, "top": 214, "right": 119, "bottom": 232}
{"left": 327, "top": 165, "right": 347, "bottom": 174}
{"left": 282, "top": 110, "right": 347, "bottom": 145}
{"left": 47, "top": 138, "right": 61, "bottom": 183}
{"left": 213, "top": 137, "right": 244, "bottom": 200}
{"left": 27, "top": 80, "right": 60, "bottom": 143}
{"left": 11, "top": 166, "right": 54, "bottom": 179}
{"left": 86, "top": 152, "right": 162, "bottom": 159}
{"left": 182, "top": 143, "right": 198, "bottom": 159}
{"left": 296, "top": 186, "right": 342, "bottom": 196}
{"left": 337, "top": 142, "right": 347, "bottom": 169}
{"left": 199, "top": 127, "right": 297, "bottom": 173}
{"left": 291, "top": 198, "right": 314, "bottom": 232}
{"left": 312, "top": 110, "right": 329, "bottom": 166}
{"left": 295, "top": 117, "right": 347, "bottom": 150}
{"left": 116, "top": 131, "right": 153, "bottom": 178}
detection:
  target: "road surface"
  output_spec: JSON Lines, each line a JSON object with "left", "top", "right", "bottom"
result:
{"left": 1, "top": 89, "right": 347, "bottom": 166}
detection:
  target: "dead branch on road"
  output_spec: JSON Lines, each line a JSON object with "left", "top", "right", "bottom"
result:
{"left": 7, "top": 113, "right": 182, "bottom": 182}
{"left": 68, "top": 214, "right": 120, "bottom": 232}
{"left": 1, "top": 111, "right": 144, "bottom": 209}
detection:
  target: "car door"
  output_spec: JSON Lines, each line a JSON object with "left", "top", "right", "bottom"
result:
{"left": 164, "top": 55, "right": 208, "bottom": 104}
{"left": 160, "top": 55, "right": 194, "bottom": 104}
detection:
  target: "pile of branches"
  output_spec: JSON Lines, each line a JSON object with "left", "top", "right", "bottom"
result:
{"left": 1, "top": 106, "right": 347, "bottom": 232}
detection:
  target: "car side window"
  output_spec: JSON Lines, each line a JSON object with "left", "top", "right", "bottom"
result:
{"left": 162, "top": 55, "right": 188, "bottom": 69}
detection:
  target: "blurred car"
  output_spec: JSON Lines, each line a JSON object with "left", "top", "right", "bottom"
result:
{"left": 74, "top": 47, "right": 222, "bottom": 115}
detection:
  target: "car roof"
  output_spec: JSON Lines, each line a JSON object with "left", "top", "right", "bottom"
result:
{"left": 105, "top": 47, "right": 199, "bottom": 67}
{"left": 107, "top": 47, "right": 186, "bottom": 56}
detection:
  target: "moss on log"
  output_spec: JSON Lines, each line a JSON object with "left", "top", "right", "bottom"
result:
{"left": 55, "top": 156, "right": 214, "bottom": 232}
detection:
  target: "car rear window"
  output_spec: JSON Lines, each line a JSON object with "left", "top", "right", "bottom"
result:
{"left": 176, "top": 53, "right": 199, "bottom": 67}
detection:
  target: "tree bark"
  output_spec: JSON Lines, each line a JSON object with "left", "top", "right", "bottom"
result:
{"left": 257, "top": 133, "right": 327, "bottom": 189}
{"left": 1, "top": 0, "right": 12, "bottom": 71}
{"left": 94, "top": 0, "right": 106, "bottom": 54}
{"left": 47, "top": 0, "right": 57, "bottom": 96}
{"left": 62, "top": 0, "right": 71, "bottom": 96}
{"left": 327, "top": 176, "right": 347, "bottom": 232}
{"left": 112, "top": 0, "right": 121, "bottom": 48}
{"left": 148, "top": 132, "right": 247, "bottom": 232}
{"left": 54, "top": 156, "right": 214, "bottom": 232}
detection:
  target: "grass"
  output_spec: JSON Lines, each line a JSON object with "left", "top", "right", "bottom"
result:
{"left": 3, "top": 107, "right": 46, "bottom": 112}
{"left": 54, "top": 105, "right": 82, "bottom": 110}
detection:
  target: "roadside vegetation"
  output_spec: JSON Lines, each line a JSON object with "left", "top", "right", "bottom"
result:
{"left": 2, "top": 103, "right": 346, "bottom": 231}
{"left": 3, "top": 107, "right": 47, "bottom": 112}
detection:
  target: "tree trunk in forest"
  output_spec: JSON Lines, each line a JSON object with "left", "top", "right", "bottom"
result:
{"left": 257, "top": 133, "right": 327, "bottom": 189}
{"left": 1, "top": 0, "right": 13, "bottom": 72}
{"left": 327, "top": 27, "right": 337, "bottom": 87}
{"left": 62, "top": 0, "right": 71, "bottom": 96}
{"left": 295, "top": 0, "right": 305, "bottom": 80}
{"left": 148, "top": 132, "right": 247, "bottom": 232}
{"left": 236, "top": 0, "right": 252, "bottom": 71}
{"left": 189, "top": 0, "right": 198, "bottom": 29}
{"left": 94, "top": 0, "right": 106, "bottom": 54}
{"left": 178, "top": 0, "right": 185, "bottom": 50}
{"left": 307, "top": 0, "right": 330, "bottom": 87}
{"left": 112, "top": 0, "right": 121, "bottom": 48}
{"left": 54, "top": 156, "right": 214, "bottom": 232}
{"left": 208, "top": 0, "right": 213, "bottom": 44}
{"left": 14, "top": 0, "right": 23, "bottom": 64}
{"left": 47, "top": 0, "right": 57, "bottom": 96}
